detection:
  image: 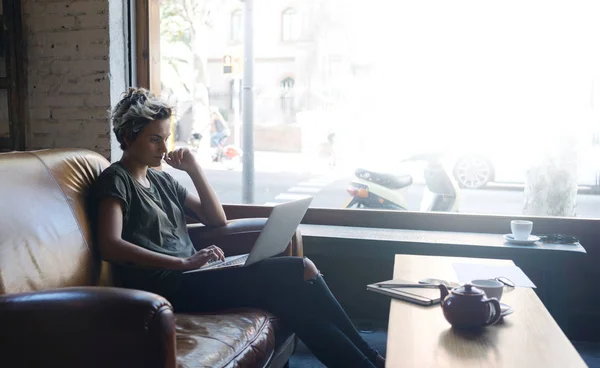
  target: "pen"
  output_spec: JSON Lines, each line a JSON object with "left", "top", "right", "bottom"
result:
{"left": 377, "top": 283, "right": 442, "bottom": 289}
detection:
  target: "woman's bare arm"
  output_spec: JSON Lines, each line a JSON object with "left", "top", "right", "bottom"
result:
{"left": 97, "top": 197, "right": 188, "bottom": 270}
{"left": 164, "top": 148, "right": 227, "bottom": 227}
{"left": 184, "top": 164, "right": 227, "bottom": 227}
{"left": 97, "top": 197, "right": 224, "bottom": 270}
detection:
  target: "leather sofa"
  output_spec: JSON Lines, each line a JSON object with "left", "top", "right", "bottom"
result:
{"left": 0, "top": 149, "right": 303, "bottom": 368}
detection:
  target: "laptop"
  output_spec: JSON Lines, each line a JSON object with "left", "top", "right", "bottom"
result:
{"left": 183, "top": 196, "right": 313, "bottom": 274}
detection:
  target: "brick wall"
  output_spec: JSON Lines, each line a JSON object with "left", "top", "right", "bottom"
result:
{"left": 21, "top": 0, "right": 120, "bottom": 158}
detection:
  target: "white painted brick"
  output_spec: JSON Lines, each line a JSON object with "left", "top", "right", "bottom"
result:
{"left": 49, "top": 60, "right": 108, "bottom": 76}
{"left": 38, "top": 1, "right": 107, "bottom": 16}
{"left": 30, "top": 29, "right": 108, "bottom": 47}
{"left": 34, "top": 68, "right": 108, "bottom": 82}
{"left": 32, "top": 120, "right": 107, "bottom": 139}
{"left": 29, "top": 107, "right": 52, "bottom": 120}
{"left": 50, "top": 107, "right": 108, "bottom": 120}
{"left": 29, "top": 93, "right": 110, "bottom": 109}
{"left": 21, "top": 1, "right": 35, "bottom": 16}
{"left": 82, "top": 123, "right": 111, "bottom": 138}
{"left": 28, "top": 75, "right": 109, "bottom": 95}
{"left": 28, "top": 32, "right": 109, "bottom": 59}
{"left": 76, "top": 13, "right": 109, "bottom": 30}
{"left": 25, "top": 13, "right": 78, "bottom": 34}
{"left": 26, "top": 11, "right": 107, "bottom": 35}
{"left": 33, "top": 95, "right": 86, "bottom": 107}
{"left": 82, "top": 93, "right": 110, "bottom": 108}
{"left": 29, "top": 134, "right": 55, "bottom": 148}
{"left": 32, "top": 120, "right": 62, "bottom": 134}
{"left": 23, "top": 0, "right": 119, "bottom": 158}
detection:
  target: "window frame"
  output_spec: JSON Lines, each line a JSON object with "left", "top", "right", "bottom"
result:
{"left": 135, "top": 0, "right": 161, "bottom": 94}
{"left": 139, "top": 1, "right": 600, "bottom": 240}
{"left": 1, "top": 0, "right": 26, "bottom": 151}
{"left": 281, "top": 7, "right": 300, "bottom": 42}
{"left": 230, "top": 9, "right": 242, "bottom": 44}
{"left": 222, "top": 203, "right": 599, "bottom": 242}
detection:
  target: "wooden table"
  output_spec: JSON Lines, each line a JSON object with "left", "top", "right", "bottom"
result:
{"left": 386, "top": 255, "right": 586, "bottom": 368}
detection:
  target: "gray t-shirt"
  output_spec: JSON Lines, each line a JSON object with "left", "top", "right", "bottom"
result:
{"left": 89, "top": 162, "right": 194, "bottom": 297}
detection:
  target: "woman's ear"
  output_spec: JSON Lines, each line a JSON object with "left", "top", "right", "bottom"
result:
{"left": 122, "top": 136, "right": 130, "bottom": 149}
{"left": 122, "top": 128, "right": 134, "bottom": 149}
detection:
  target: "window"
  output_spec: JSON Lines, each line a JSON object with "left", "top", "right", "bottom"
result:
{"left": 230, "top": 10, "right": 242, "bottom": 43}
{"left": 153, "top": 1, "right": 600, "bottom": 223}
{"left": 280, "top": 77, "right": 295, "bottom": 122}
{"left": 281, "top": 8, "right": 300, "bottom": 42}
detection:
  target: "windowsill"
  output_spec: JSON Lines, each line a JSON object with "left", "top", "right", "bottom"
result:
{"left": 298, "top": 224, "right": 587, "bottom": 254}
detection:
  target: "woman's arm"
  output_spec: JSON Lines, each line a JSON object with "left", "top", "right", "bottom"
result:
{"left": 184, "top": 164, "right": 227, "bottom": 227}
{"left": 97, "top": 197, "right": 223, "bottom": 270}
{"left": 165, "top": 148, "right": 227, "bottom": 227}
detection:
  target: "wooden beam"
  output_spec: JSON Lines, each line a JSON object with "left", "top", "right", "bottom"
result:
{"left": 148, "top": 0, "right": 161, "bottom": 95}
{"left": 0, "top": 77, "right": 7, "bottom": 89}
{"left": 3, "top": 0, "right": 26, "bottom": 150}
{"left": 135, "top": 0, "right": 149, "bottom": 89}
{"left": 135, "top": 0, "right": 160, "bottom": 94}
{"left": 136, "top": 0, "right": 170, "bottom": 153}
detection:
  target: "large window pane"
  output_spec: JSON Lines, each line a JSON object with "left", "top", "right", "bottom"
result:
{"left": 159, "top": 0, "right": 600, "bottom": 218}
{"left": 0, "top": 90, "right": 9, "bottom": 142}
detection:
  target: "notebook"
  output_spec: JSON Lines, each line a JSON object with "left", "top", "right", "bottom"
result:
{"left": 367, "top": 279, "right": 442, "bottom": 306}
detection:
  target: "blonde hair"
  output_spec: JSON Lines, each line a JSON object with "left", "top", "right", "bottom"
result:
{"left": 111, "top": 87, "right": 172, "bottom": 150}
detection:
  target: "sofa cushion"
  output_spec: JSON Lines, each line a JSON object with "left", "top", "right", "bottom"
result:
{"left": 175, "top": 309, "right": 276, "bottom": 368}
{"left": 0, "top": 149, "right": 109, "bottom": 294}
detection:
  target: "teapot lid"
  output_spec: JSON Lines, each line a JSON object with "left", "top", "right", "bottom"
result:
{"left": 453, "top": 283, "right": 484, "bottom": 296}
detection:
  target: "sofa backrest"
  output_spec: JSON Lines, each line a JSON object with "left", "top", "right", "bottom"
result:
{"left": 0, "top": 149, "right": 110, "bottom": 295}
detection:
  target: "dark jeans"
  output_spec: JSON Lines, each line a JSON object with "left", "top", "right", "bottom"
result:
{"left": 210, "top": 131, "right": 229, "bottom": 147}
{"left": 170, "top": 257, "right": 378, "bottom": 368}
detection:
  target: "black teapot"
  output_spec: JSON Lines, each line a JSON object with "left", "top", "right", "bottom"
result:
{"left": 439, "top": 283, "right": 502, "bottom": 329}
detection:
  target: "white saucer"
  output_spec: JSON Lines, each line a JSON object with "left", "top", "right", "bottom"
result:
{"left": 500, "top": 302, "right": 514, "bottom": 317}
{"left": 503, "top": 234, "right": 540, "bottom": 245}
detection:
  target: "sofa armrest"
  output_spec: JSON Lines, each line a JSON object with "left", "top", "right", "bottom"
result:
{"left": 0, "top": 287, "right": 176, "bottom": 368}
{"left": 187, "top": 218, "right": 304, "bottom": 257}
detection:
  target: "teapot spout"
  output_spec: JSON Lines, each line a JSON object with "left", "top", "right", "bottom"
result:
{"left": 438, "top": 284, "right": 449, "bottom": 301}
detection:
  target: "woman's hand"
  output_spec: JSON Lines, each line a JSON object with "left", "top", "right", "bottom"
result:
{"left": 165, "top": 148, "right": 198, "bottom": 172}
{"left": 179, "top": 245, "right": 225, "bottom": 270}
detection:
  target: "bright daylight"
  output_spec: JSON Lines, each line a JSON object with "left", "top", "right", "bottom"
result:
{"left": 2, "top": 1, "right": 600, "bottom": 367}
{"left": 159, "top": 0, "right": 600, "bottom": 218}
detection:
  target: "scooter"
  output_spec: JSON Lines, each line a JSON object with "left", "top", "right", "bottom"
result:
{"left": 345, "top": 153, "right": 460, "bottom": 212}
{"left": 189, "top": 128, "right": 242, "bottom": 170}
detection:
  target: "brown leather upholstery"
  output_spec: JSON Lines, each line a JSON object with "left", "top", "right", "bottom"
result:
{"left": 0, "top": 149, "right": 104, "bottom": 294}
{"left": 0, "top": 287, "right": 176, "bottom": 368}
{"left": 176, "top": 311, "right": 275, "bottom": 368}
{"left": 0, "top": 148, "right": 299, "bottom": 368}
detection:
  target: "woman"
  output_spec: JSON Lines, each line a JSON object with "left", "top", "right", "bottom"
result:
{"left": 89, "top": 88, "right": 385, "bottom": 368}
{"left": 209, "top": 109, "right": 231, "bottom": 148}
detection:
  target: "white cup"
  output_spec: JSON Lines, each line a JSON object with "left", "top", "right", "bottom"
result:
{"left": 511, "top": 220, "right": 533, "bottom": 240}
{"left": 471, "top": 279, "right": 504, "bottom": 301}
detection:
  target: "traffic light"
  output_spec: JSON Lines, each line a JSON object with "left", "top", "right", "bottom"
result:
{"left": 223, "top": 55, "right": 232, "bottom": 74}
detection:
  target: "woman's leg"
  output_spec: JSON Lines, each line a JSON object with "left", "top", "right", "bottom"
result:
{"left": 302, "top": 258, "right": 382, "bottom": 363}
{"left": 170, "top": 257, "right": 378, "bottom": 368}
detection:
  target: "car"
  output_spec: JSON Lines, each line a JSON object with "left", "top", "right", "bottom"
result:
{"left": 448, "top": 138, "right": 600, "bottom": 190}
{"left": 375, "top": 128, "right": 600, "bottom": 191}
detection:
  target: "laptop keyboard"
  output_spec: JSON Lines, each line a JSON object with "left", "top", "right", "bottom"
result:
{"left": 211, "top": 255, "right": 248, "bottom": 269}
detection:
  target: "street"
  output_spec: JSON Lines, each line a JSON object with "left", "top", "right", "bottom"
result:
{"left": 164, "top": 151, "right": 600, "bottom": 218}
